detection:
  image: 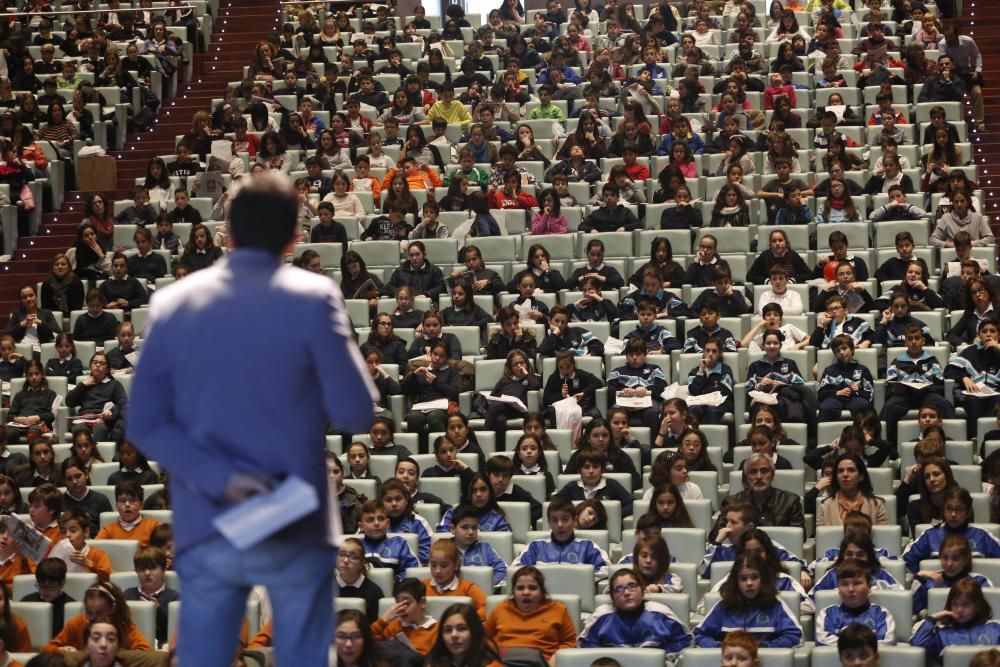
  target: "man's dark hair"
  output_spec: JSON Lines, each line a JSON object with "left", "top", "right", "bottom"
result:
{"left": 228, "top": 172, "right": 299, "bottom": 255}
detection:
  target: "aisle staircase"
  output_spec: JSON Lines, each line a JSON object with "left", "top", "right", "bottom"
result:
{"left": 967, "top": 0, "right": 1000, "bottom": 225}
{"left": 0, "top": 0, "right": 282, "bottom": 313}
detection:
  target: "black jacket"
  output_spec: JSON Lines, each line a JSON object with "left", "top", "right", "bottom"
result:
{"left": 541, "top": 369, "right": 603, "bottom": 414}
{"left": 5, "top": 308, "right": 60, "bottom": 343}
{"left": 385, "top": 262, "right": 446, "bottom": 301}
{"left": 711, "top": 488, "right": 803, "bottom": 541}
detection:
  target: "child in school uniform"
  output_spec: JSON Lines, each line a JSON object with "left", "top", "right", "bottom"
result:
{"left": 20, "top": 557, "right": 73, "bottom": 633}
{"left": 357, "top": 499, "right": 419, "bottom": 582}
{"left": 122, "top": 546, "right": 179, "bottom": 646}
{"left": 422, "top": 435, "right": 474, "bottom": 490}
{"left": 423, "top": 539, "right": 488, "bottom": 620}
{"left": 511, "top": 496, "right": 611, "bottom": 581}
{"left": 448, "top": 505, "right": 507, "bottom": 589}
{"left": 28, "top": 483, "right": 62, "bottom": 549}
{"left": 437, "top": 473, "right": 511, "bottom": 534}
{"left": 50, "top": 510, "right": 111, "bottom": 583}
{"left": 881, "top": 323, "right": 955, "bottom": 443}
{"left": 683, "top": 298, "right": 739, "bottom": 353}
{"left": 552, "top": 448, "right": 634, "bottom": 517}
{"left": 0, "top": 523, "right": 33, "bottom": 589}
{"left": 487, "top": 453, "right": 543, "bottom": 525}
{"left": 814, "top": 559, "right": 895, "bottom": 646}
{"left": 910, "top": 532, "right": 993, "bottom": 615}
{"left": 817, "top": 335, "right": 875, "bottom": 421}
{"left": 337, "top": 537, "right": 385, "bottom": 623}
{"left": 95, "top": 481, "right": 160, "bottom": 548}
{"left": 686, "top": 337, "right": 736, "bottom": 425}
{"left": 380, "top": 479, "right": 434, "bottom": 565}
{"left": 371, "top": 578, "right": 439, "bottom": 664}
{"left": 623, "top": 300, "right": 682, "bottom": 354}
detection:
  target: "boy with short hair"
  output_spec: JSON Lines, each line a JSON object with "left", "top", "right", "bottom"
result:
{"left": 51, "top": 510, "right": 112, "bottom": 582}
{"left": 837, "top": 623, "right": 880, "bottom": 667}
{"left": 166, "top": 189, "right": 202, "bottom": 225}
{"left": 874, "top": 231, "right": 930, "bottom": 282}
{"left": 351, "top": 155, "right": 382, "bottom": 205}
{"left": 528, "top": 84, "right": 565, "bottom": 120}
{"left": 690, "top": 265, "right": 750, "bottom": 317}
{"left": 382, "top": 116, "right": 404, "bottom": 146}
{"left": 114, "top": 187, "right": 157, "bottom": 227}
{"left": 361, "top": 203, "right": 412, "bottom": 241}
{"left": 623, "top": 300, "right": 682, "bottom": 354}
{"left": 881, "top": 323, "right": 954, "bottom": 442}
{"left": 701, "top": 500, "right": 803, "bottom": 578}
{"left": 814, "top": 231, "right": 870, "bottom": 282}
{"left": 28, "top": 484, "right": 62, "bottom": 547}
{"left": 304, "top": 155, "right": 332, "bottom": 199}
{"left": 683, "top": 298, "right": 738, "bottom": 352}
{"left": 511, "top": 496, "right": 611, "bottom": 581}
{"left": 815, "top": 560, "right": 895, "bottom": 646}
{"left": 445, "top": 149, "right": 490, "bottom": 190}
{"left": 123, "top": 546, "right": 180, "bottom": 645}
{"left": 310, "top": 202, "right": 347, "bottom": 249}
{"left": 486, "top": 455, "right": 542, "bottom": 524}
{"left": 95, "top": 480, "right": 160, "bottom": 548}
{"left": 357, "top": 499, "right": 419, "bottom": 581}
{"left": 579, "top": 183, "right": 640, "bottom": 232}
{"left": 426, "top": 83, "right": 472, "bottom": 128}
{"left": 756, "top": 266, "right": 804, "bottom": 316}
{"left": 555, "top": 447, "right": 633, "bottom": 515}
{"left": 449, "top": 504, "right": 507, "bottom": 588}
{"left": 149, "top": 523, "right": 174, "bottom": 570}
{"left": 371, "top": 577, "right": 438, "bottom": 657}
{"left": 21, "top": 557, "right": 73, "bottom": 633}
{"left": 774, "top": 187, "right": 814, "bottom": 225}
{"left": 153, "top": 215, "right": 180, "bottom": 254}
{"left": 620, "top": 145, "right": 650, "bottom": 181}
{"left": 809, "top": 295, "right": 875, "bottom": 349}
{"left": 817, "top": 335, "right": 875, "bottom": 421}
{"left": 869, "top": 185, "right": 928, "bottom": 222}
{"left": 127, "top": 228, "right": 168, "bottom": 282}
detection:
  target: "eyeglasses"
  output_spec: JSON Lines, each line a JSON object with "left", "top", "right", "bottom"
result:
{"left": 377, "top": 321, "right": 393, "bottom": 327}
{"left": 335, "top": 632, "right": 363, "bottom": 643}
{"left": 698, "top": 244, "right": 716, "bottom": 250}
{"left": 338, "top": 552, "right": 362, "bottom": 563}
{"left": 612, "top": 582, "right": 640, "bottom": 595}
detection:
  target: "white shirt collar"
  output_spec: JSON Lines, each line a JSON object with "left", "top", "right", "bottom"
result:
{"left": 402, "top": 615, "right": 436, "bottom": 630}
{"left": 577, "top": 478, "right": 607, "bottom": 498}
{"left": 432, "top": 577, "right": 460, "bottom": 593}
{"left": 119, "top": 515, "right": 143, "bottom": 530}
{"left": 336, "top": 572, "right": 366, "bottom": 588}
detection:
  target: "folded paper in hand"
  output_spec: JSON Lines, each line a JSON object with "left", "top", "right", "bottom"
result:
{"left": 603, "top": 337, "right": 625, "bottom": 356}
{"left": 410, "top": 398, "right": 450, "bottom": 412}
{"left": 616, "top": 392, "right": 652, "bottom": 409}
{"left": 213, "top": 476, "right": 320, "bottom": 551}
{"left": 5, "top": 515, "right": 50, "bottom": 562}
{"left": 486, "top": 394, "right": 528, "bottom": 412}
{"left": 749, "top": 390, "right": 779, "bottom": 405}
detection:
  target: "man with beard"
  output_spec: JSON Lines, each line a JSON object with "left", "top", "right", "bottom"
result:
{"left": 709, "top": 453, "right": 804, "bottom": 542}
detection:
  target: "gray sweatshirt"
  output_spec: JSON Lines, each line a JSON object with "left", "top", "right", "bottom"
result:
{"left": 930, "top": 210, "right": 994, "bottom": 248}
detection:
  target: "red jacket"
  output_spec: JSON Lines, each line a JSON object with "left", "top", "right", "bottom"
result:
{"left": 489, "top": 189, "right": 538, "bottom": 210}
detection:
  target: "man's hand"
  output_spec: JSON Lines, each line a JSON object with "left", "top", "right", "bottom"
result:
{"left": 223, "top": 472, "right": 270, "bottom": 503}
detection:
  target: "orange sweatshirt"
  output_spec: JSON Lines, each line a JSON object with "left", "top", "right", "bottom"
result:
{"left": 380, "top": 165, "right": 442, "bottom": 191}
{"left": 484, "top": 599, "right": 577, "bottom": 660}
{"left": 11, "top": 614, "right": 31, "bottom": 652}
{"left": 43, "top": 614, "right": 152, "bottom": 652}
{"left": 370, "top": 615, "right": 438, "bottom": 655}
{"left": 81, "top": 544, "right": 113, "bottom": 582}
{"left": 248, "top": 621, "right": 273, "bottom": 648}
{"left": 423, "top": 578, "right": 487, "bottom": 621}
{"left": 0, "top": 553, "right": 34, "bottom": 589}
{"left": 95, "top": 517, "right": 160, "bottom": 548}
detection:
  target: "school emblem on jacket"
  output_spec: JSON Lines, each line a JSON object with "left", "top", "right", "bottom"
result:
{"left": 779, "top": 363, "right": 789, "bottom": 373}
{"left": 863, "top": 618, "right": 876, "bottom": 629}
{"left": 853, "top": 370, "right": 862, "bottom": 380}
{"left": 756, "top": 612, "right": 769, "bottom": 624}
{"left": 469, "top": 554, "right": 483, "bottom": 565}
{"left": 567, "top": 552, "right": 579, "bottom": 563}
{"left": 979, "top": 633, "right": 992, "bottom": 644}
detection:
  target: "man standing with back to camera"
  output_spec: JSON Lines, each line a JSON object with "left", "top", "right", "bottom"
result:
{"left": 128, "top": 171, "right": 377, "bottom": 664}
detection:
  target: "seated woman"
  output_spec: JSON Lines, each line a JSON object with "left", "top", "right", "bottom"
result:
{"left": 578, "top": 568, "right": 692, "bottom": 661}
{"left": 484, "top": 565, "right": 577, "bottom": 664}
{"left": 66, "top": 223, "right": 112, "bottom": 281}
{"left": 816, "top": 453, "right": 889, "bottom": 527}
{"left": 402, "top": 341, "right": 460, "bottom": 453}
{"left": 40, "top": 253, "right": 85, "bottom": 319}
{"left": 4, "top": 359, "right": 57, "bottom": 443}
{"left": 6, "top": 284, "right": 59, "bottom": 345}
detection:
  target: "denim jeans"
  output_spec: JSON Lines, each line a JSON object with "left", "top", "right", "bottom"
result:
{"left": 176, "top": 534, "right": 337, "bottom": 666}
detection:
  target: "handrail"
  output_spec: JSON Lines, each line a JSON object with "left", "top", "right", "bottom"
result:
{"left": 0, "top": 4, "right": 195, "bottom": 17}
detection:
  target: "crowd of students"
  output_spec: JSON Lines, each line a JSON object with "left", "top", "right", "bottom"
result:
{"left": 0, "top": 0, "right": 994, "bottom": 663}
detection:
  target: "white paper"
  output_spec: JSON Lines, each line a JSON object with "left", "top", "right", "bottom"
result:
{"left": 124, "top": 351, "right": 140, "bottom": 366}
{"left": 661, "top": 383, "right": 690, "bottom": 400}
{"left": 410, "top": 398, "right": 450, "bottom": 412}
{"left": 964, "top": 384, "right": 1000, "bottom": 397}
{"left": 898, "top": 380, "right": 931, "bottom": 390}
{"left": 486, "top": 394, "right": 528, "bottom": 412}
{"left": 213, "top": 476, "right": 320, "bottom": 551}
{"left": 685, "top": 391, "right": 727, "bottom": 407}
{"left": 948, "top": 260, "right": 988, "bottom": 276}
{"left": 827, "top": 104, "right": 846, "bottom": 121}
{"left": 4, "top": 422, "right": 26, "bottom": 429}
{"left": 604, "top": 337, "right": 625, "bottom": 356}
{"left": 513, "top": 300, "right": 534, "bottom": 325}
{"left": 552, "top": 396, "right": 583, "bottom": 431}
{"left": 4, "top": 515, "right": 50, "bottom": 562}
{"left": 616, "top": 392, "right": 652, "bottom": 409}
{"left": 210, "top": 140, "right": 233, "bottom": 162}
{"left": 749, "top": 390, "right": 779, "bottom": 405}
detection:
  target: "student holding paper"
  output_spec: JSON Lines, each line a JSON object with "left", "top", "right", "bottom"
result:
{"left": 402, "top": 341, "right": 461, "bottom": 454}
{"left": 127, "top": 172, "right": 378, "bottom": 665}
{"left": 946, "top": 317, "right": 1000, "bottom": 438}
{"left": 606, "top": 338, "right": 668, "bottom": 431}
{"left": 484, "top": 350, "right": 541, "bottom": 438}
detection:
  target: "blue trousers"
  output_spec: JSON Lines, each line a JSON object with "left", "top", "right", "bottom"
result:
{"left": 176, "top": 534, "right": 337, "bottom": 666}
